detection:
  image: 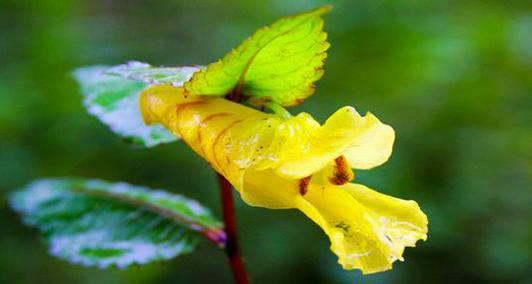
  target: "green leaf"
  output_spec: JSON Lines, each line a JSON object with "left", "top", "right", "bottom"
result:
{"left": 73, "top": 63, "right": 200, "bottom": 147}
{"left": 183, "top": 5, "right": 331, "bottom": 107}
{"left": 9, "top": 178, "right": 225, "bottom": 268}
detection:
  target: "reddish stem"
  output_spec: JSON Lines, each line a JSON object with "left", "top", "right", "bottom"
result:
{"left": 218, "top": 173, "right": 250, "bottom": 284}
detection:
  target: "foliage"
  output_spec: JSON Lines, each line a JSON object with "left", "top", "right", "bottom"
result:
{"left": 183, "top": 5, "right": 331, "bottom": 106}
{"left": 9, "top": 178, "right": 223, "bottom": 268}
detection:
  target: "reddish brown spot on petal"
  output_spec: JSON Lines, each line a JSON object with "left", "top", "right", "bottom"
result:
{"left": 182, "top": 88, "right": 190, "bottom": 98}
{"left": 299, "top": 176, "right": 312, "bottom": 196}
{"left": 329, "top": 156, "right": 353, "bottom": 185}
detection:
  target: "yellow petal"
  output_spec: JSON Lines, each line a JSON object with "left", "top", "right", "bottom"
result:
{"left": 296, "top": 182, "right": 428, "bottom": 274}
{"left": 275, "top": 107, "right": 395, "bottom": 177}
{"left": 342, "top": 112, "right": 395, "bottom": 170}
{"left": 239, "top": 170, "right": 428, "bottom": 273}
{"left": 240, "top": 169, "right": 300, "bottom": 209}
{"left": 275, "top": 107, "right": 359, "bottom": 178}
{"left": 343, "top": 183, "right": 428, "bottom": 257}
{"left": 238, "top": 167, "right": 428, "bottom": 274}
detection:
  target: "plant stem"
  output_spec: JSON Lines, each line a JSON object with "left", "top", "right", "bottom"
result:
{"left": 217, "top": 173, "right": 250, "bottom": 284}
{"left": 265, "top": 102, "right": 292, "bottom": 120}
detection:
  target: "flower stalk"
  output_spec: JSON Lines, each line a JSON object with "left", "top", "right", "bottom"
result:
{"left": 265, "top": 101, "right": 292, "bottom": 120}
{"left": 218, "top": 173, "right": 250, "bottom": 284}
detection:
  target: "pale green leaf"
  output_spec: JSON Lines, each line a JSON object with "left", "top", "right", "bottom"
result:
{"left": 183, "top": 5, "right": 331, "bottom": 106}
{"left": 73, "top": 63, "right": 200, "bottom": 147}
{"left": 9, "top": 178, "right": 224, "bottom": 268}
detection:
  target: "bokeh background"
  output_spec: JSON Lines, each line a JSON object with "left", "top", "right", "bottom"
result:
{"left": 1, "top": 0, "right": 531, "bottom": 283}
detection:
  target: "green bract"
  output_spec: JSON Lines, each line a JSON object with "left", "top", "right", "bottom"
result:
{"left": 9, "top": 178, "right": 223, "bottom": 268}
{"left": 183, "top": 5, "right": 331, "bottom": 106}
{"left": 73, "top": 63, "right": 200, "bottom": 147}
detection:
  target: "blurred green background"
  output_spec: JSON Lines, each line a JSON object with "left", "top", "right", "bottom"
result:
{"left": 1, "top": 0, "right": 531, "bottom": 283}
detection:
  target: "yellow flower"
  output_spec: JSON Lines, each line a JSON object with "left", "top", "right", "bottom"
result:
{"left": 140, "top": 85, "right": 428, "bottom": 274}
